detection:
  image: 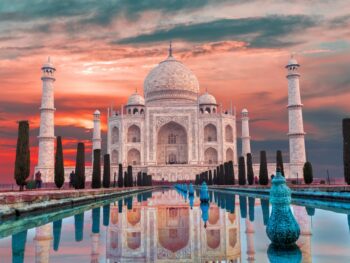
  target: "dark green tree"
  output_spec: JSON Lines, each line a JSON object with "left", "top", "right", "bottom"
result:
{"left": 75, "top": 143, "right": 85, "bottom": 189}
{"left": 276, "top": 150, "right": 285, "bottom": 176}
{"left": 195, "top": 174, "right": 199, "bottom": 185}
{"left": 127, "top": 165, "right": 133, "bottom": 187}
{"left": 208, "top": 170, "right": 213, "bottom": 185}
{"left": 118, "top": 164, "right": 123, "bottom": 187}
{"left": 228, "top": 160, "right": 235, "bottom": 185}
{"left": 74, "top": 213, "right": 84, "bottom": 241}
{"left": 14, "top": 121, "right": 30, "bottom": 191}
{"left": 259, "top": 151, "right": 268, "bottom": 185}
{"left": 238, "top": 156, "right": 246, "bottom": 185}
{"left": 213, "top": 170, "right": 217, "bottom": 185}
{"left": 219, "top": 164, "right": 225, "bottom": 185}
{"left": 247, "top": 153, "right": 254, "bottom": 185}
{"left": 92, "top": 149, "right": 101, "bottom": 189}
{"left": 303, "top": 161, "right": 313, "bottom": 184}
{"left": 224, "top": 162, "right": 229, "bottom": 184}
{"left": 103, "top": 154, "right": 110, "bottom": 188}
{"left": 53, "top": 219, "right": 62, "bottom": 251}
{"left": 343, "top": 118, "right": 350, "bottom": 184}
{"left": 54, "top": 136, "right": 64, "bottom": 189}
{"left": 124, "top": 171, "right": 128, "bottom": 187}
{"left": 137, "top": 172, "right": 142, "bottom": 186}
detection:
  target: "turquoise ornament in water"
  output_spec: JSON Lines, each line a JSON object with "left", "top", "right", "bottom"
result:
{"left": 266, "top": 169, "right": 300, "bottom": 247}
{"left": 200, "top": 182, "right": 209, "bottom": 203}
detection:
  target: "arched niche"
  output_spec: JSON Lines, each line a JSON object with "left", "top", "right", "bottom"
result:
{"left": 226, "top": 148, "right": 234, "bottom": 162}
{"left": 208, "top": 206, "right": 220, "bottom": 225}
{"left": 111, "top": 150, "right": 119, "bottom": 164}
{"left": 127, "top": 125, "right": 141, "bottom": 143}
{"left": 204, "top": 147, "right": 218, "bottom": 164}
{"left": 127, "top": 149, "right": 141, "bottom": 165}
{"left": 229, "top": 228, "right": 237, "bottom": 248}
{"left": 112, "top": 127, "right": 119, "bottom": 144}
{"left": 204, "top": 124, "right": 217, "bottom": 142}
{"left": 127, "top": 232, "right": 141, "bottom": 250}
{"left": 206, "top": 229, "right": 220, "bottom": 249}
{"left": 127, "top": 208, "right": 141, "bottom": 226}
{"left": 157, "top": 121, "right": 188, "bottom": 165}
{"left": 225, "top": 125, "right": 233, "bottom": 142}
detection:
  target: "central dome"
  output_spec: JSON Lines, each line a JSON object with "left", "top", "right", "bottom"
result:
{"left": 144, "top": 55, "right": 199, "bottom": 103}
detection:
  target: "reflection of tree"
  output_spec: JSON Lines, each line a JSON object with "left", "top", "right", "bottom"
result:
{"left": 305, "top": 206, "right": 315, "bottom": 217}
{"left": 260, "top": 199, "right": 270, "bottom": 226}
{"left": 248, "top": 197, "right": 255, "bottom": 222}
{"left": 226, "top": 194, "right": 235, "bottom": 213}
{"left": 53, "top": 219, "right": 62, "bottom": 251}
{"left": 348, "top": 215, "right": 350, "bottom": 232}
{"left": 118, "top": 199, "right": 123, "bottom": 213}
{"left": 74, "top": 213, "right": 84, "bottom": 242}
{"left": 12, "top": 230, "right": 27, "bottom": 263}
{"left": 92, "top": 207, "right": 100, "bottom": 234}
{"left": 267, "top": 243, "right": 302, "bottom": 263}
{"left": 239, "top": 196, "right": 247, "bottom": 219}
{"left": 103, "top": 204, "right": 110, "bottom": 227}
{"left": 200, "top": 202, "right": 209, "bottom": 227}
{"left": 124, "top": 196, "right": 133, "bottom": 210}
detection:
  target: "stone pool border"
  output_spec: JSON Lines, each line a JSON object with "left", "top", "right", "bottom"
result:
{"left": 207, "top": 185, "right": 350, "bottom": 202}
{"left": 0, "top": 187, "right": 159, "bottom": 220}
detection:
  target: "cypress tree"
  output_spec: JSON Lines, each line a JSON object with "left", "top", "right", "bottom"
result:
{"left": 124, "top": 171, "right": 128, "bottom": 187}
{"left": 238, "top": 156, "right": 246, "bottom": 185}
{"left": 219, "top": 164, "right": 224, "bottom": 185}
{"left": 276, "top": 150, "right": 285, "bottom": 176}
{"left": 208, "top": 170, "right": 213, "bottom": 185}
{"left": 75, "top": 143, "right": 85, "bottom": 189}
{"left": 228, "top": 160, "right": 235, "bottom": 185}
{"left": 14, "top": 120, "right": 30, "bottom": 191}
{"left": 195, "top": 174, "right": 199, "bottom": 185}
{"left": 216, "top": 166, "right": 220, "bottom": 185}
{"left": 91, "top": 149, "right": 101, "bottom": 189}
{"left": 118, "top": 164, "right": 123, "bottom": 187}
{"left": 205, "top": 171, "right": 209, "bottom": 183}
{"left": 224, "top": 162, "right": 229, "bottom": 184}
{"left": 54, "top": 136, "right": 65, "bottom": 189}
{"left": 142, "top": 172, "right": 147, "bottom": 186}
{"left": 213, "top": 169, "right": 217, "bottom": 185}
{"left": 246, "top": 153, "right": 254, "bottom": 185}
{"left": 343, "top": 118, "right": 350, "bottom": 184}
{"left": 259, "top": 151, "right": 268, "bottom": 185}
{"left": 127, "top": 165, "right": 133, "bottom": 187}
{"left": 102, "top": 154, "right": 110, "bottom": 188}
{"left": 303, "top": 161, "right": 313, "bottom": 184}
{"left": 137, "top": 172, "right": 141, "bottom": 186}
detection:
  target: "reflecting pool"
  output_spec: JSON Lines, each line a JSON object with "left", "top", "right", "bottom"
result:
{"left": 0, "top": 189, "right": 350, "bottom": 262}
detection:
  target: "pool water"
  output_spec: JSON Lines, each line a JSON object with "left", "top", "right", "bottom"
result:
{"left": 0, "top": 188, "right": 349, "bottom": 262}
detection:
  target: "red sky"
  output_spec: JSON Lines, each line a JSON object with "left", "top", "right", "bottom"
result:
{"left": 1, "top": 1, "right": 350, "bottom": 183}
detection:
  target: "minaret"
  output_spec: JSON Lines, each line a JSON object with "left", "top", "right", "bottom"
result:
{"left": 286, "top": 55, "right": 306, "bottom": 178}
{"left": 92, "top": 110, "right": 101, "bottom": 162}
{"left": 37, "top": 57, "right": 56, "bottom": 183}
{"left": 241, "top": 108, "right": 251, "bottom": 158}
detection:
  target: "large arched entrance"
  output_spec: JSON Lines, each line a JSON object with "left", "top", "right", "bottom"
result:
{"left": 157, "top": 121, "right": 188, "bottom": 165}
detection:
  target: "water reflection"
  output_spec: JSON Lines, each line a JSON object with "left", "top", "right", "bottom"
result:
{"left": 107, "top": 190, "right": 241, "bottom": 262}
{"left": 2, "top": 189, "right": 350, "bottom": 262}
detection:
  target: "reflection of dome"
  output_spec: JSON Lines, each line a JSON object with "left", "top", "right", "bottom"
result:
{"left": 144, "top": 56, "right": 199, "bottom": 103}
{"left": 127, "top": 92, "right": 145, "bottom": 106}
{"left": 199, "top": 92, "right": 217, "bottom": 105}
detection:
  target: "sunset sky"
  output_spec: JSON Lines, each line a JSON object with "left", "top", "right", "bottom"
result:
{"left": 1, "top": 0, "right": 350, "bottom": 183}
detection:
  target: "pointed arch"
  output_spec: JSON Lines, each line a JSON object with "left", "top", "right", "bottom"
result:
{"left": 112, "top": 127, "right": 119, "bottom": 144}
{"left": 204, "top": 124, "right": 217, "bottom": 142}
{"left": 225, "top": 125, "right": 233, "bottom": 142}
{"left": 204, "top": 147, "right": 218, "bottom": 164}
{"left": 127, "top": 125, "right": 141, "bottom": 143}
{"left": 127, "top": 148, "right": 141, "bottom": 165}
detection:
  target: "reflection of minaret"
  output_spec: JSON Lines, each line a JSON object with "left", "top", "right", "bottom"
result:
{"left": 294, "top": 206, "right": 312, "bottom": 263}
{"left": 241, "top": 109, "right": 251, "bottom": 157}
{"left": 34, "top": 224, "right": 52, "bottom": 263}
{"left": 245, "top": 219, "right": 255, "bottom": 263}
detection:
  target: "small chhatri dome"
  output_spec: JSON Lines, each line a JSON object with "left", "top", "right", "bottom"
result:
{"left": 287, "top": 54, "right": 299, "bottom": 66}
{"left": 42, "top": 56, "right": 55, "bottom": 69}
{"left": 242, "top": 108, "right": 248, "bottom": 113}
{"left": 198, "top": 92, "right": 217, "bottom": 105}
{"left": 144, "top": 42, "right": 200, "bottom": 103}
{"left": 127, "top": 92, "right": 145, "bottom": 106}
{"left": 94, "top": 109, "right": 101, "bottom": 115}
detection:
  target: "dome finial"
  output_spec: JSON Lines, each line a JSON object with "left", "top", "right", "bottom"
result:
{"left": 168, "top": 40, "right": 173, "bottom": 57}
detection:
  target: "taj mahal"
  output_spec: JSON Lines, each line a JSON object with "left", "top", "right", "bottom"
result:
{"left": 36, "top": 43, "right": 306, "bottom": 183}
